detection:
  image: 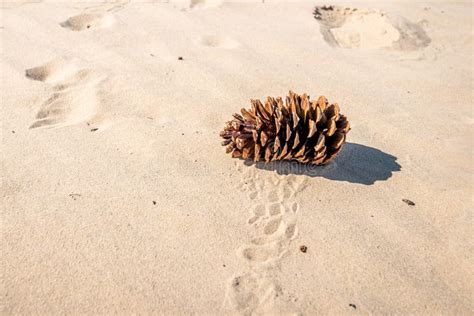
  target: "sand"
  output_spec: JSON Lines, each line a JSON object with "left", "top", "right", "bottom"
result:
{"left": 1, "top": 0, "right": 472, "bottom": 314}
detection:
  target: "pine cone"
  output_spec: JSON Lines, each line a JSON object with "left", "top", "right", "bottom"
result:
{"left": 220, "top": 91, "right": 350, "bottom": 165}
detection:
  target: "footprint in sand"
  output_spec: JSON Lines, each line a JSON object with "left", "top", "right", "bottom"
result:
{"left": 59, "top": 1, "right": 126, "bottom": 31}
{"left": 169, "top": 0, "right": 222, "bottom": 10}
{"left": 25, "top": 58, "right": 80, "bottom": 84}
{"left": 189, "top": 0, "right": 222, "bottom": 9}
{"left": 60, "top": 13, "right": 115, "bottom": 31}
{"left": 313, "top": 6, "right": 430, "bottom": 50}
{"left": 26, "top": 59, "right": 106, "bottom": 129}
{"left": 200, "top": 35, "right": 239, "bottom": 49}
{"left": 224, "top": 165, "right": 305, "bottom": 314}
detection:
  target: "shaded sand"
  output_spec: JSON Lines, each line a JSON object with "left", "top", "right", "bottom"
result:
{"left": 1, "top": 0, "right": 473, "bottom": 314}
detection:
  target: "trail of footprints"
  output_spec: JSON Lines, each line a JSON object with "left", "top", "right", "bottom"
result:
{"left": 225, "top": 163, "right": 306, "bottom": 314}
{"left": 27, "top": 1, "right": 238, "bottom": 130}
{"left": 26, "top": 1, "right": 127, "bottom": 128}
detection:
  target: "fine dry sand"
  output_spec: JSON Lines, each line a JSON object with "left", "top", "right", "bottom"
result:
{"left": 1, "top": 0, "right": 473, "bottom": 314}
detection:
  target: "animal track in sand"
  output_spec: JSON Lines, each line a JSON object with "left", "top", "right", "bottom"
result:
{"left": 200, "top": 35, "right": 239, "bottom": 49}
{"left": 26, "top": 59, "right": 106, "bottom": 129}
{"left": 227, "top": 273, "right": 282, "bottom": 315}
{"left": 224, "top": 163, "right": 305, "bottom": 314}
{"left": 313, "top": 6, "right": 430, "bottom": 50}
{"left": 60, "top": 13, "right": 115, "bottom": 31}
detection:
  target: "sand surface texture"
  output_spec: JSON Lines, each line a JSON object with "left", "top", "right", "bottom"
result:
{"left": 1, "top": 0, "right": 472, "bottom": 314}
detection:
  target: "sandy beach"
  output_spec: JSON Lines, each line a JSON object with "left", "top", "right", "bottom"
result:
{"left": 1, "top": 0, "right": 473, "bottom": 314}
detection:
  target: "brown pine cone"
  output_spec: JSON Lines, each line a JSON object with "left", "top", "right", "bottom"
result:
{"left": 220, "top": 91, "right": 350, "bottom": 165}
